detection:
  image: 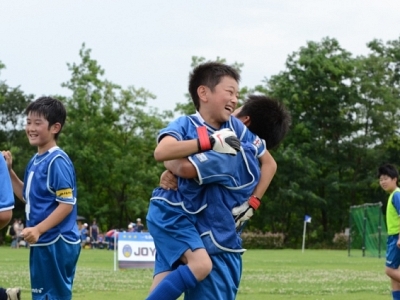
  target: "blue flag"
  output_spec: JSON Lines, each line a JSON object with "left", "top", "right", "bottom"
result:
{"left": 304, "top": 215, "right": 311, "bottom": 223}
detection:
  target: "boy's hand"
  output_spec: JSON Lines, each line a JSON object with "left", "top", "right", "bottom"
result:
{"left": 159, "top": 170, "right": 178, "bottom": 191}
{"left": 2, "top": 150, "right": 13, "bottom": 170}
{"left": 232, "top": 195, "right": 261, "bottom": 230}
{"left": 21, "top": 227, "right": 41, "bottom": 244}
{"left": 210, "top": 129, "right": 240, "bottom": 155}
{"left": 197, "top": 127, "right": 240, "bottom": 155}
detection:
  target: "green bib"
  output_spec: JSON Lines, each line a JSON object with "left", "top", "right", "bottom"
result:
{"left": 386, "top": 188, "right": 400, "bottom": 235}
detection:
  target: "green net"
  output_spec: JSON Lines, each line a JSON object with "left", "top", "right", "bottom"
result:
{"left": 349, "top": 202, "right": 387, "bottom": 258}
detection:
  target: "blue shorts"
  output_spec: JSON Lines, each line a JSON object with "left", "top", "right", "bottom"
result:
{"left": 30, "top": 237, "right": 81, "bottom": 300}
{"left": 146, "top": 199, "right": 204, "bottom": 276}
{"left": 184, "top": 246, "right": 242, "bottom": 300}
{"left": 386, "top": 235, "right": 400, "bottom": 269}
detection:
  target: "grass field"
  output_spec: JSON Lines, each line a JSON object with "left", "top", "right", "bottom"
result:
{"left": 0, "top": 247, "right": 391, "bottom": 299}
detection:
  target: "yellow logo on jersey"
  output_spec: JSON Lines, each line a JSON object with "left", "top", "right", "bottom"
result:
{"left": 56, "top": 188, "right": 73, "bottom": 198}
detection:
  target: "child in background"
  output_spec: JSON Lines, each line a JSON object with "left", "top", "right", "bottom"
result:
{"left": 378, "top": 164, "right": 400, "bottom": 300}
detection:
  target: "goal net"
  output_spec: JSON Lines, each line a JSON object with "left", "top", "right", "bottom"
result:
{"left": 348, "top": 202, "right": 387, "bottom": 258}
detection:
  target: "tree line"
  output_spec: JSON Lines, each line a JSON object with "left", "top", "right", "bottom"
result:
{"left": 1, "top": 36, "right": 399, "bottom": 247}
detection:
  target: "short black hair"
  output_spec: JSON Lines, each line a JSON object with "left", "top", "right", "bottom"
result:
{"left": 236, "top": 95, "right": 291, "bottom": 149}
{"left": 25, "top": 96, "right": 66, "bottom": 140}
{"left": 378, "top": 164, "right": 399, "bottom": 180}
{"left": 188, "top": 62, "right": 240, "bottom": 111}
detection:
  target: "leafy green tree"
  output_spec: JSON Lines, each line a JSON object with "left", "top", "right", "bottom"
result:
{"left": 249, "top": 37, "right": 400, "bottom": 246}
{"left": 0, "top": 61, "right": 34, "bottom": 218}
{"left": 60, "top": 45, "right": 172, "bottom": 230}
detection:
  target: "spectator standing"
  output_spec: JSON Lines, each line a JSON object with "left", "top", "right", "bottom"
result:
{"left": 11, "top": 218, "right": 20, "bottom": 249}
{"left": 135, "top": 218, "right": 144, "bottom": 232}
{"left": 17, "top": 219, "right": 25, "bottom": 247}
{"left": 89, "top": 219, "right": 99, "bottom": 248}
{"left": 80, "top": 223, "right": 89, "bottom": 248}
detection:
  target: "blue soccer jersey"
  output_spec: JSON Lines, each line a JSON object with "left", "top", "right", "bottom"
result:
{"left": 23, "top": 146, "right": 81, "bottom": 300}
{"left": 189, "top": 142, "right": 262, "bottom": 253}
{"left": 0, "top": 156, "right": 14, "bottom": 211}
{"left": 23, "top": 147, "right": 80, "bottom": 245}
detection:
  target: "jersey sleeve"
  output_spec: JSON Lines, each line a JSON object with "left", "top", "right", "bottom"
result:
{"left": 157, "top": 116, "right": 190, "bottom": 143}
{"left": 228, "top": 116, "right": 266, "bottom": 158}
{"left": 188, "top": 142, "right": 259, "bottom": 190}
{"left": 393, "top": 192, "right": 400, "bottom": 215}
{"left": 49, "top": 156, "right": 77, "bottom": 205}
{"left": 0, "top": 157, "right": 14, "bottom": 210}
{"left": 188, "top": 151, "right": 240, "bottom": 186}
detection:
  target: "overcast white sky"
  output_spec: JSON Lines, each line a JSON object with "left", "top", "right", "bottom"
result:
{"left": 0, "top": 1, "right": 399, "bottom": 113}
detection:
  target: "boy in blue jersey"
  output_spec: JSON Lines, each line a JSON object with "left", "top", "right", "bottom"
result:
{"left": 162, "top": 95, "right": 290, "bottom": 300}
{"left": 3, "top": 97, "right": 81, "bottom": 300}
{"left": 378, "top": 164, "right": 400, "bottom": 300}
{"left": 146, "top": 63, "right": 278, "bottom": 300}
{"left": 0, "top": 156, "right": 21, "bottom": 300}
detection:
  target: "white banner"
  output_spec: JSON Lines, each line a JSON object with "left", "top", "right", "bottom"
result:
{"left": 117, "top": 232, "right": 156, "bottom": 268}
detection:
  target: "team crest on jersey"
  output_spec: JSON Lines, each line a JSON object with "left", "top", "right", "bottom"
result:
{"left": 194, "top": 153, "right": 208, "bottom": 162}
{"left": 253, "top": 137, "right": 262, "bottom": 148}
{"left": 56, "top": 188, "right": 73, "bottom": 198}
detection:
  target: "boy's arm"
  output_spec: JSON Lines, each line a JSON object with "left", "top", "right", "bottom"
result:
{"left": 2, "top": 151, "right": 25, "bottom": 203}
{"left": 232, "top": 150, "right": 277, "bottom": 227}
{"left": 164, "top": 159, "right": 197, "bottom": 179}
{"left": 250, "top": 150, "right": 277, "bottom": 199}
{"left": 158, "top": 159, "right": 197, "bottom": 190}
{"left": 155, "top": 136, "right": 199, "bottom": 162}
{"left": 154, "top": 128, "right": 240, "bottom": 162}
{"left": 22, "top": 203, "right": 73, "bottom": 244}
{"left": 8, "top": 169, "right": 25, "bottom": 203}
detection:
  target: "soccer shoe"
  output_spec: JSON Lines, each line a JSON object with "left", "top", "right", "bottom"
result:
{"left": 6, "top": 288, "right": 21, "bottom": 300}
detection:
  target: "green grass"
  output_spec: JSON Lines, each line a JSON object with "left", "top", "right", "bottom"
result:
{"left": 0, "top": 247, "right": 391, "bottom": 299}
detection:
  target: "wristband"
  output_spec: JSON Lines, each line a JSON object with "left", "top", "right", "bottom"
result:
{"left": 197, "top": 126, "right": 211, "bottom": 151}
{"left": 248, "top": 195, "right": 261, "bottom": 210}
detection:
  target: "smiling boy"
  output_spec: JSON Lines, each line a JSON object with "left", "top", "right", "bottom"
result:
{"left": 146, "top": 63, "right": 277, "bottom": 300}
{"left": 3, "top": 97, "right": 81, "bottom": 300}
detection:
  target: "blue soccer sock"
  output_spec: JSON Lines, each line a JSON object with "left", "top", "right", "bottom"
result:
{"left": 146, "top": 265, "right": 198, "bottom": 300}
{"left": 393, "top": 290, "right": 400, "bottom": 300}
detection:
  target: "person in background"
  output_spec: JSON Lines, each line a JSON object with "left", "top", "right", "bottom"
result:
{"left": 89, "top": 219, "right": 99, "bottom": 248}
{"left": 17, "top": 219, "right": 25, "bottom": 247}
{"left": 80, "top": 223, "right": 89, "bottom": 248}
{"left": 10, "top": 218, "right": 19, "bottom": 249}
{"left": 378, "top": 164, "right": 400, "bottom": 300}
{"left": 135, "top": 218, "right": 144, "bottom": 232}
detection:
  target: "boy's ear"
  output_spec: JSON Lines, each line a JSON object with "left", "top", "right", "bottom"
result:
{"left": 197, "top": 85, "right": 208, "bottom": 102}
{"left": 51, "top": 123, "right": 62, "bottom": 134}
{"left": 241, "top": 116, "right": 251, "bottom": 127}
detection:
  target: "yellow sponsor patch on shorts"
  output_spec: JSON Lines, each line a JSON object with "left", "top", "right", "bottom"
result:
{"left": 56, "top": 188, "right": 73, "bottom": 198}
